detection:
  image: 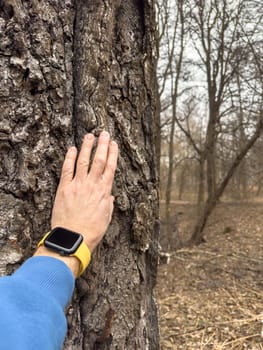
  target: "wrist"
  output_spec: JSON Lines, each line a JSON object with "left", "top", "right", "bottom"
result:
{"left": 51, "top": 223, "right": 98, "bottom": 252}
{"left": 34, "top": 246, "right": 80, "bottom": 278}
{"left": 36, "top": 227, "right": 92, "bottom": 278}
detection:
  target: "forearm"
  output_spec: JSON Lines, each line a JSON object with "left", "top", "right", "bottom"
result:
{"left": 0, "top": 256, "right": 75, "bottom": 350}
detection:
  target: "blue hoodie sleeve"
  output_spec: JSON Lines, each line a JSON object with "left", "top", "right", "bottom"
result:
{"left": 0, "top": 256, "right": 75, "bottom": 350}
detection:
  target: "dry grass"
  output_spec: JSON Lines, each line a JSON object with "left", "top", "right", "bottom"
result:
{"left": 156, "top": 202, "right": 263, "bottom": 350}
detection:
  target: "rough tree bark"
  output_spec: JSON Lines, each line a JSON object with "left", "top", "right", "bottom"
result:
{"left": 0, "top": 1, "right": 159, "bottom": 349}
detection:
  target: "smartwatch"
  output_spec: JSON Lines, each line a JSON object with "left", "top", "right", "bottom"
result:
{"left": 38, "top": 227, "right": 91, "bottom": 277}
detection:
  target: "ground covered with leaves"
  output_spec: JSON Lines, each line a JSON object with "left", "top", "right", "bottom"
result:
{"left": 156, "top": 201, "right": 263, "bottom": 349}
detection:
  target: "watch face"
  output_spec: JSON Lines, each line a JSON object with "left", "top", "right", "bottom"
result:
{"left": 44, "top": 227, "right": 83, "bottom": 255}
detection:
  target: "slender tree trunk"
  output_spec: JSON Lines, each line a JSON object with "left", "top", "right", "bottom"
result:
{"left": 178, "top": 163, "right": 187, "bottom": 200}
{"left": 197, "top": 157, "right": 206, "bottom": 206}
{"left": 164, "top": 0, "right": 185, "bottom": 250}
{"left": 236, "top": 75, "right": 248, "bottom": 200}
{"left": 0, "top": 1, "right": 160, "bottom": 349}
{"left": 165, "top": 102, "right": 176, "bottom": 248}
{"left": 189, "top": 118, "right": 263, "bottom": 245}
{"left": 206, "top": 101, "right": 218, "bottom": 200}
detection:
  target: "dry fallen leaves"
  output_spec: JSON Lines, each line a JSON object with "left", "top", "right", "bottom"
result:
{"left": 156, "top": 202, "right": 263, "bottom": 350}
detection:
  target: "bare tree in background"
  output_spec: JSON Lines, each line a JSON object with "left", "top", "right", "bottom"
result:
{"left": 0, "top": 1, "right": 160, "bottom": 348}
{"left": 157, "top": 0, "right": 263, "bottom": 246}
{"left": 186, "top": 0, "right": 263, "bottom": 244}
{"left": 157, "top": 0, "right": 187, "bottom": 249}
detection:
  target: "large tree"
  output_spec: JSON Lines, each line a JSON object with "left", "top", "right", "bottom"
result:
{"left": 0, "top": 1, "right": 159, "bottom": 349}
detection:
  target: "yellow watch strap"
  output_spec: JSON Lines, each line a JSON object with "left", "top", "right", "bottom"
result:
{"left": 38, "top": 232, "right": 50, "bottom": 247}
{"left": 38, "top": 232, "right": 91, "bottom": 277}
{"left": 71, "top": 241, "right": 91, "bottom": 276}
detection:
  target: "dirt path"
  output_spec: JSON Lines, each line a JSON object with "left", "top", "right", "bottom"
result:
{"left": 156, "top": 202, "right": 263, "bottom": 349}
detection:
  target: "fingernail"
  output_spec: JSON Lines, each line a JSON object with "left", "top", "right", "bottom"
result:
{"left": 68, "top": 146, "right": 76, "bottom": 153}
{"left": 86, "top": 133, "right": 94, "bottom": 140}
{"left": 111, "top": 140, "right": 118, "bottom": 146}
{"left": 101, "top": 130, "right": 110, "bottom": 138}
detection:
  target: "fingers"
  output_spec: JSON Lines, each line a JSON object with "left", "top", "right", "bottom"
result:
{"left": 75, "top": 133, "right": 95, "bottom": 180}
{"left": 59, "top": 146, "right": 77, "bottom": 186}
{"left": 65, "top": 131, "right": 118, "bottom": 187}
{"left": 89, "top": 131, "right": 110, "bottom": 181}
{"left": 108, "top": 195, "right": 115, "bottom": 223}
{"left": 103, "top": 141, "right": 118, "bottom": 190}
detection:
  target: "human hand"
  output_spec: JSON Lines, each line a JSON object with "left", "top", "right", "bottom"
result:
{"left": 51, "top": 131, "right": 118, "bottom": 252}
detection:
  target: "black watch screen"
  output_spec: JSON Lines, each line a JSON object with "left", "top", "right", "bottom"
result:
{"left": 44, "top": 227, "right": 83, "bottom": 255}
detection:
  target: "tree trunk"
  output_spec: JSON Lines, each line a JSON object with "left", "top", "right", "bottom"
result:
{"left": 178, "top": 163, "right": 187, "bottom": 200}
{"left": 205, "top": 101, "right": 218, "bottom": 200}
{"left": 236, "top": 75, "right": 248, "bottom": 200}
{"left": 0, "top": 1, "right": 159, "bottom": 349}
{"left": 189, "top": 117, "right": 263, "bottom": 245}
{"left": 197, "top": 157, "right": 205, "bottom": 206}
{"left": 165, "top": 109, "right": 175, "bottom": 249}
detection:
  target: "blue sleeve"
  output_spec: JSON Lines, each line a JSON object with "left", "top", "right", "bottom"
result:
{"left": 0, "top": 256, "right": 75, "bottom": 350}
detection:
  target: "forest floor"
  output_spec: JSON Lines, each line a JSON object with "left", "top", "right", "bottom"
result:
{"left": 156, "top": 201, "right": 263, "bottom": 350}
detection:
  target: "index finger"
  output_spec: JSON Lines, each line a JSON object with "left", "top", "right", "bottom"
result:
{"left": 59, "top": 146, "right": 77, "bottom": 186}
